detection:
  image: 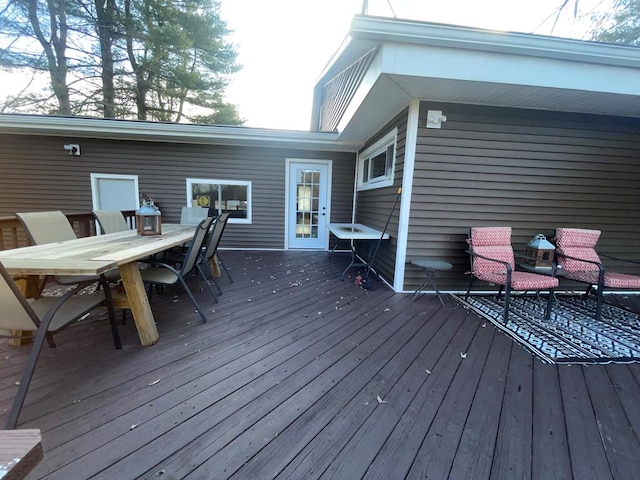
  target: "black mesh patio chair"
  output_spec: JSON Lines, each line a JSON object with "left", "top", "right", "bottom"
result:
{"left": 140, "top": 216, "right": 216, "bottom": 323}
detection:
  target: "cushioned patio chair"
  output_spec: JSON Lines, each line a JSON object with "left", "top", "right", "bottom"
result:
{"left": 465, "top": 226, "right": 558, "bottom": 320}
{"left": 140, "top": 216, "right": 216, "bottom": 322}
{"left": 1, "top": 261, "right": 120, "bottom": 429}
{"left": 555, "top": 227, "right": 640, "bottom": 322}
{"left": 17, "top": 211, "right": 120, "bottom": 286}
{"left": 92, "top": 210, "right": 130, "bottom": 234}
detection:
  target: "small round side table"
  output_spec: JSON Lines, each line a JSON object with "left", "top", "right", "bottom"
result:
{"left": 411, "top": 259, "right": 453, "bottom": 306}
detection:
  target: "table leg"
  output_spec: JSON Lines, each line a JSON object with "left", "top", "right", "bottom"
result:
{"left": 118, "top": 262, "right": 159, "bottom": 346}
{"left": 9, "top": 275, "right": 43, "bottom": 346}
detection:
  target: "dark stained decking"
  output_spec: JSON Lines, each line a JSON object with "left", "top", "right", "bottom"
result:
{"left": 2, "top": 250, "right": 640, "bottom": 479}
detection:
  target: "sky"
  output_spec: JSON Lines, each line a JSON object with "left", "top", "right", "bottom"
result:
{"left": 0, "top": 0, "right": 611, "bottom": 130}
{"left": 219, "top": 0, "right": 611, "bottom": 130}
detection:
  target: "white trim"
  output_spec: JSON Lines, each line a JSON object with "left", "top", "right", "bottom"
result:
{"left": 284, "top": 158, "right": 333, "bottom": 250}
{"left": 90, "top": 173, "right": 139, "bottom": 235}
{"left": 349, "top": 16, "right": 640, "bottom": 68}
{"left": 393, "top": 99, "right": 420, "bottom": 292}
{"left": 0, "top": 113, "right": 362, "bottom": 151}
{"left": 185, "top": 178, "right": 252, "bottom": 224}
{"left": 90, "top": 172, "right": 140, "bottom": 210}
{"left": 356, "top": 128, "right": 397, "bottom": 191}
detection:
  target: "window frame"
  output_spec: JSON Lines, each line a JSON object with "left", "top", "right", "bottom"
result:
{"left": 356, "top": 128, "right": 397, "bottom": 191}
{"left": 186, "top": 178, "right": 252, "bottom": 224}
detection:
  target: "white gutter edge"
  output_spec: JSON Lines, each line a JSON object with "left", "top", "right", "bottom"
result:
{"left": 0, "top": 114, "right": 361, "bottom": 151}
{"left": 350, "top": 15, "right": 640, "bottom": 68}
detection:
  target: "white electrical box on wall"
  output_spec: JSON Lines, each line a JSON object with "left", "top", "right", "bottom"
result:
{"left": 426, "top": 110, "right": 447, "bottom": 129}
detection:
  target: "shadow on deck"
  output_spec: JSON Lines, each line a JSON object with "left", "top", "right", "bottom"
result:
{"left": 2, "top": 250, "right": 640, "bottom": 479}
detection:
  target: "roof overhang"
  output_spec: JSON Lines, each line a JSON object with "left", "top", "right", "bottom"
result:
{"left": 314, "top": 16, "right": 640, "bottom": 142}
{"left": 0, "top": 114, "right": 361, "bottom": 152}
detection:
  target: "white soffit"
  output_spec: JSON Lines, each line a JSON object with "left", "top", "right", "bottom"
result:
{"left": 332, "top": 16, "right": 640, "bottom": 141}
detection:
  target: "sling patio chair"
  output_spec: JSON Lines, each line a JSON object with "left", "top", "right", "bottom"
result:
{"left": 176, "top": 209, "right": 233, "bottom": 283}
{"left": 465, "top": 226, "right": 559, "bottom": 320}
{"left": 1, "top": 261, "right": 120, "bottom": 429}
{"left": 195, "top": 212, "right": 232, "bottom": 295}
{"left": 554, "top": 227, "right": 640, "bottom": 322}
{"left": 92, "top": 210, "right": 130, "bottom": 234}
{"left": 180, "top": 206, "right": 208, "bottom": 225}
{"left": 16, "top": 210, "right": 120, "bottom": 286}
{"left": 140, "top": 216, "right": 217, "bottom": 323}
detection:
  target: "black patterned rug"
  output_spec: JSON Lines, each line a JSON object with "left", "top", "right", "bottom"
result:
{"left": 452, "top": 294, "right": 640, "bottom": 364}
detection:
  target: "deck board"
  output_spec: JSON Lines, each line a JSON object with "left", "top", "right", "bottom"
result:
{"left": 0, "top": 250, "right": 638, "bottom": 479}
{"left": 531, "top": 362, "right": 571, "bottom": 480}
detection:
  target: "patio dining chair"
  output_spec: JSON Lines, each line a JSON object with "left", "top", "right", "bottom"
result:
{"left": 178, "top": 208, "right": 233, "bottom": 283}
{"left": 140, "top": 216, "right": 217, "bottom": 323}
{"left": 196, "top": 212, "right": 232, "bottom": 293}
{"left": 180, "top": 207, "right": 208, "bottom": 225}
{"left": 92, "top": 210, "right": 130, "bottom": 234}
{"left": 465, "top": 226, "right": 558, "bottom": 320}
{"left": 1, "top": 261, "right": 120, "bottom": 429}
{"left": 554, "top": 227, "right": 640, "bottom": 322}
{"left": 16, "top": 211, "right": 120, "bottom": 286}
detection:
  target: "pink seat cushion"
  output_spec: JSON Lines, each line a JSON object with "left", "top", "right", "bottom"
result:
{"left": 603, "top": 272, "right": 640, "bottom": 289}
{"left": 476, "top": 271, "right": 558, "bottom": 290}
{"left": 470, "top": 227, "right": 558, "bottom": 289}
{"left": 555, "top": 228, "right": 602, "bottom": 272}
{"left": 556, "top": 228, "right": 640, "bottom": 288}
{"left": 470, "top": 227, "right": 515, "bottom": 275}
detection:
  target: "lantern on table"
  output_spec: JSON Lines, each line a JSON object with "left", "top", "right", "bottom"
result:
{"left": 135, "top": 195, "right": 162, "bottom": 236}
{"left": 525, "top": 234, "right": 555, "bottom": 268}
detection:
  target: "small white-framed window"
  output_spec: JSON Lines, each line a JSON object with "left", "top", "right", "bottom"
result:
{"left": 357, "top": 128, "right": 397, "bottom": 190}
{"left": 186, "top": 178, "right": 252, "bottom": 224}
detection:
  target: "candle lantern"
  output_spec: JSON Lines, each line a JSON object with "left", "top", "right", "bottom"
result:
{"left": 525, "top": 234, "right": 555, "bottom": 268}
{"left": 135, "top": 198, "right": 162, "bottom": 236}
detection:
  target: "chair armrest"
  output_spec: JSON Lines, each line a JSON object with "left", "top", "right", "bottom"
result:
{"left": 555, "top": 251, "right": 604, "bottom": 271}
{"left": 465, "top": 249, "right": 512, "bottom": 273}
{"left": 555, "top": 251, "right": 605, "bottom": 287}
{"left": 143, "top": 260, "right": 181, "bottom": 275}
{"left": 599, "top": 253, "right": 640, "bottom": 266}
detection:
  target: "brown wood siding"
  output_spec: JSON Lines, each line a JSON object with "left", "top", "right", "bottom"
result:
{"left": 0, "top": 135, "right": 355, "bottom": 249}
{"left": 405, "top": 102, "right": 640, "bottom": 292}
{"left": 354, "top": 108, "right": 409, "bottom": 282}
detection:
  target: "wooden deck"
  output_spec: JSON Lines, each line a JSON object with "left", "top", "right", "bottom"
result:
{"left": 2, "top": 250, "right": 640, "bottom": 479}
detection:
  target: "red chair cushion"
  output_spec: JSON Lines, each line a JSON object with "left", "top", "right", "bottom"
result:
{"left": 555, "top": 228, "right": 602, "bottom": 272}
{"left": 470, "top": 227, "right": 515, "bottom": 275}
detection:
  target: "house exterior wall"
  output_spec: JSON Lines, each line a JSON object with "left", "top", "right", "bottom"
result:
{"left": 353, "top": 108, "right": 409, "bottom": 283}
{"left": 0, "top": 134, "right": 356, "bottom": 249}
{"left": 405, "top": 101, "right": 640, "bottom": 292}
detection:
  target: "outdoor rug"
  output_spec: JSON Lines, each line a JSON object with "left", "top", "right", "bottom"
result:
{"left": 452, "top": 293, "right": 640, "bottom": 364}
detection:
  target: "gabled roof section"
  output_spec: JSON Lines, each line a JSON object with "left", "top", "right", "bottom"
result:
{"left": 0, "top": 114, "right": 360, "bottom": 152}
{"left": 312, "top": 15, "right": 640, "bottom": 142}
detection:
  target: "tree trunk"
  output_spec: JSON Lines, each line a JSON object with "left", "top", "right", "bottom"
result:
{"left": 95, "top": 0, "right": 116, "bottom": 118}
{"left": 27, "top": 0, "right": 71, "bottom": 115}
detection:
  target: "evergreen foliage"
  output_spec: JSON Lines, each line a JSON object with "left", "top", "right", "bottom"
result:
{"left": 0, "top": 0, "right": 243, "bottom": 124}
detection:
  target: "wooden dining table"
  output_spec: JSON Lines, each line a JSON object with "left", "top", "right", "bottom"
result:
{"left": 0, "top": 224, "right": 195, "bottom": 346}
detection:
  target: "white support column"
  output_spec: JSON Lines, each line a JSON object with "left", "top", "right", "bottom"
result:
{"left": 393, "top": 99, "right": 420, "bottom": 292}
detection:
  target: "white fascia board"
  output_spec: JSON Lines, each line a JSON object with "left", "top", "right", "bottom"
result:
{"left": 350, "top": 15, "right": 640, "bottom": 69}
{"left": 0, "top": 114, "right": 361, "bottom": 152}
{"left": 379, "top": 43, "right": 640, "bottom": 97}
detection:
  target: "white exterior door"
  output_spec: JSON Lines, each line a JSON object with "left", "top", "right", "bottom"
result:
{"left": 286, "top": 160, "right": 331, "bottom": 249}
